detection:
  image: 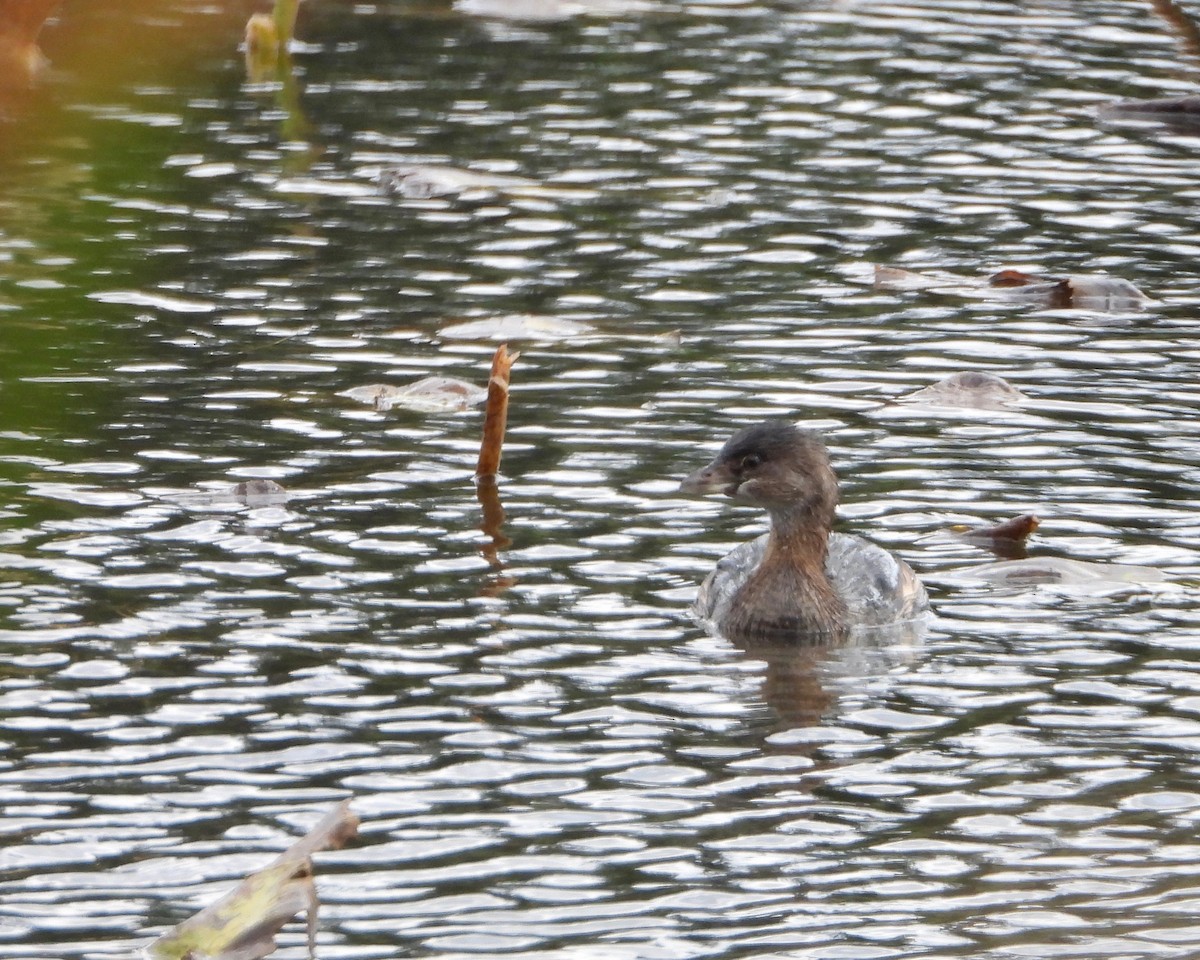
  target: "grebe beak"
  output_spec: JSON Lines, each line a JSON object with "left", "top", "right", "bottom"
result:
{"left": 680, "top": 458, "right": 738, "bottom": 497}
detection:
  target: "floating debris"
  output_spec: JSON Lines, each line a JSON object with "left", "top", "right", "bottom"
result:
{"left": 454, "top": 0, "right": 654, "bottom": 21}
{"left": 378, "top": 165, "right": 538, "bottom": 200}
{"left": 951, "top": 514, "right": 1040, "bottom": 560}
{"left": 147, "top": 800, "right": 358, "bottom": 960}
{"left": 146, "top": 480, "right": 294, "bottom": 511}
{"left": 340, "top": 377, "right": 487, "bottom": 413}
{"left": 945, "top": 556, "right": 1170, "bottom": 593}
{"left": 874, "top": 264, "right": 1150, "bottom": 311}
{"left": 872, "top": 264, "right": 963, "bottom": 292}
{"left": 955, "top": 514, "right": 1040, "bottom": 543}
{"left": 233, "top": 479, "right": 289, "bottom": 505}
{"left": 987, "top": 269, "right": 1149, "bottom": 311}
{"left": 900, "top": 372, "right": 1027, "bottom": 410}
{"left": 437, "top": 313, "right": 680, "bottom": 346}
{"left": 1098, "top": 94, "right": 1200, "bottom": 121}
{"left": 438, "top": 314, "right": 596, "bottom": 342}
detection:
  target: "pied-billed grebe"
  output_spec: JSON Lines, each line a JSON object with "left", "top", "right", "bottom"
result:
{"left": 680, "top": 420, "right": 928, "bottom": 642}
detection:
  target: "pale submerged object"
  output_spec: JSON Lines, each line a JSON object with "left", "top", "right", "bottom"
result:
{"left": 339, "top": 377, "right": 487, "bottom": 413}
{"left": 901, "top": 371, "right": 1027, "bottom": 410}
{"left": 948, "top": 556, "right": 1169, "bottom": 593}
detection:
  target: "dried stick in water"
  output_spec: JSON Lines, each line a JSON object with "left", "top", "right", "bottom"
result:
{"left": 476, "top": 344, "right": 518, "bottom": 478}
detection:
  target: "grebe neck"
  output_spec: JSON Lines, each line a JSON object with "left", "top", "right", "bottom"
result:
{"left": 724, "top": 502, "right": 848, "bottom": 641}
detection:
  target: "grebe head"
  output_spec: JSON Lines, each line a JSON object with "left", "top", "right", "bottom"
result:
{"left": 680, "top": 419, "right": 839, "bottom": 519}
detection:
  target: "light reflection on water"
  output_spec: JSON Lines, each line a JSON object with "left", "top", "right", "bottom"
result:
{"left": 4, "top": 1, "right": 1200, "bottom": 958}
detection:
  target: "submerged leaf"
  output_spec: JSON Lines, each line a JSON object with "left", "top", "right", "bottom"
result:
{"left": 872, "top": 264, "right": 959, "bottom": 291}
{"left": 340, "top": 377, "right": 487, "bottom": 413}
{"left": 900, "top": 372, "right": 1027, "bottom": 410}
{"left": 378, "top": 165, "right": 538, "bottom": 199}
{"left": 874, "top": 263, "right": 1149, "bottom": 311}
{"left": 454, "top": 0, "right": 654, "bottom": 20}
{"left": 947, "top": 557, "right": 1170, "bottom": 592}
{"left": 232, "top": 479, "right": 289, "bottom": 504}
{"left": 438, "top": 314, "right": 596, "bottom": 341}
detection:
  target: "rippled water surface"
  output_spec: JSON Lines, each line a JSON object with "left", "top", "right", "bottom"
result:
{"left": 6, "top": 1, "right": 1200, "bottom": 957}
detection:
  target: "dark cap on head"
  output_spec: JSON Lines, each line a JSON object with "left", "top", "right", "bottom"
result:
{"left": 718, "top": 419, "right": 815, "bottom": 463}
{"left": 680, "top": 419, "right": 838, "bottom": 518}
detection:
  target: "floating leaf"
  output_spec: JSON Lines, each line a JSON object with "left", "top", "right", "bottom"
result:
{"left": 147, "top": 800, "right": 358, "bottom": 960}
{"left": 953, "top": 514, "right": 1040, "bottom": 542}
{"left": 951, "top": 514, "right": 1040, "bottom": 560}
{"left": 339, "top": 377, "right": 487, "bottom": 413}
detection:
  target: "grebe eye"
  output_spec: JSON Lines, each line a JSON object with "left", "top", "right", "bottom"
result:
{"left": 740, "top": 453, "right": 762, "bottom": 471}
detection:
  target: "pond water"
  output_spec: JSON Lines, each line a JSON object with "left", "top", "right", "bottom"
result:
{"left": 5, "top": 0, "right": 1200, "bottom": 957}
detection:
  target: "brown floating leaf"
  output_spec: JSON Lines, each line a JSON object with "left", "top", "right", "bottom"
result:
{"left": 954, "top": 514, "right": 1041, "bottom": 543}
{"left": 476, "top": 344, "right": 518, "bottom": 478}
{"left": 951, "top": 514, "right": 1041, "bottom": 560}
{"left": 148, "top": 800, "right": 358, "bottom": 960}
{"left": 988, "top": 268, "right": 1045, "bottom": 288}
